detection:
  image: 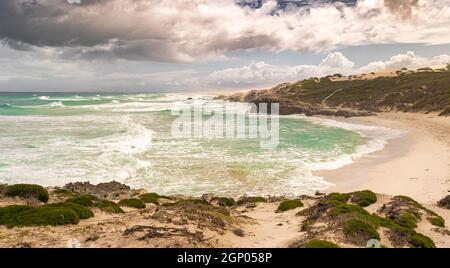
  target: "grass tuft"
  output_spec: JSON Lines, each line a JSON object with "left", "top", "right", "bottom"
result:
{"left": 118, "top": 198, "right": 146, "bottom": 209}
{"left": 351, "top": 190, "right": 377, "bottom": 207}
{"left": 276, "top": 199, "right": 304, "bottom": 213}
{"left": 5, "top": 184, "right": 49, "bottom": 202}
{"left": 304, "top": 240, "right": 340, "bottom": 248}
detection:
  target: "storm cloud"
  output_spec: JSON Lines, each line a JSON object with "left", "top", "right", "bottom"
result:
{"left": 1, "top": 0, "right": 450, "bottom": 63}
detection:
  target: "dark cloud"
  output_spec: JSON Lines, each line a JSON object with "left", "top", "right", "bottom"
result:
{"left": 384, "top": 0, "right": 419, "bottom": 19}
{"left": 0, "top": 0, "right": 448, "bottom": 63}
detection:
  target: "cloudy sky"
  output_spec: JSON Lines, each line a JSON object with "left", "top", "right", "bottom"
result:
{"left": 1, "top": 0, "right": 450, "bottom": 92}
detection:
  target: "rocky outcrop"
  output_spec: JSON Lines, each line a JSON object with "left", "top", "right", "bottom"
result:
{"left": 63, "top": 181, "right": 141, "bottom": 200}
{"left": 217, "top": 88, "right": 373, "bottom": 118}
{"left": 438, "top": 195, "right": 450, "bottom": 209}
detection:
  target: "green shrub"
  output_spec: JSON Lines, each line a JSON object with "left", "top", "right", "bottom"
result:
{"left": 212, "top": 197, "right": 235, "bottom": 207}
{"left": 49, "top": 202, "right": 94, "bottom": 219}
{"left": 326, "top": 193, "right": 351, "bottom": 202}
{"left": 395, "top": 196, "right": 423, "bottom": 209}
{"left": 395, "top": 211, "right": 419, "bottom": 229}
{"left": 0, "top": 205, "right": 79, "bottom": 227}
{"left": 53, "top": 188, "right": 75, "bottom": 197}
{"left": 0, "top": 184, "right": 7, "bottom": 194}
{"left": 428, "top": 215, "right": 445, "bottom": 227}
{"left": 409, "top": 233, "right": 436, "bottom": 248}
{"left": 351, "top": 190, "right": 377, "bottom": 207}
{"left": 0, "top": 205, "right": 35, "bottom": 221}
{"left": 277, "top": 199, "right": 304, "bottom": 213}
{"left": 344, "top": 219, "right": 380, "bottom": 245}
{"left": 65, "top": 194, "right": 97, "bottom": 207}
{"left": 163, "top": 199, "right": 211, "bottom": 207}
{"left": 304, "top": 240, "right": 340, "bottom": 248}
{"left": 328, "top": 203, "right": 369, "bottom": 217}
{"left": 118, "top": 198, "right": 146, "bottom": 209}
{"left": 301, "top": 219, "right": 315, "bottom": 231}
{"left": 139, "top": 193, "right": 162, "bottom": 205}
{"left": 94, "top": 200, "right": 124, "bottom": 214}
{"left": 236, "top": 196, "right": 267, "bottom": 205}
{"left": 5, "top": 184, "right": 49, "bottom": 202}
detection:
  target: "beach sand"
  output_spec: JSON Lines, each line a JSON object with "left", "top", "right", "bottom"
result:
{"left": 317, "top": 112, "right": 450, "bottom": 204}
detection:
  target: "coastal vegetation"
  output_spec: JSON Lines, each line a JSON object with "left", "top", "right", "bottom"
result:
{"left": 0, "top": 205, "right": 79, "bottom": 227}
{"left": 118, "top": 198, "right": 146, "bottom": 209}
{"left": 0, "top": 182, "right": 447, "bottom": 248}
{"left": 139, "top": 193, "right": 171, "bottom": 205}
{"left": 303, "top": 240, "right": 340, "bottom": 248}
{"left": 211, "top": 197, "right": 236, "bottom": 207}
{"left": 294, "top": 192, "right": 442, "bottom": 248}
{"left": 5, "top": 184, "right": 49, "bottom": 202}
{"left": 236, "top": 196, "right": 267, "bottom": 205}
{"left": 276, "top": 199, "right": 304, "bottom": 213}
{"left": 350, "top": 190, "right": 377, "bottom": 207}
{"left": 218, "top": 67, "right": 450, "bottom": 117}
{"left": 343, "top": 219, "right": 380, "bottom": 245}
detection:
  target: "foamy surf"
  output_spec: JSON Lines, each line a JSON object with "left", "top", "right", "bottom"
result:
{"left": 302, "top": 116, "right": 405, "bottom": 171}
{"left": 0, "top": 92, "right": 397, "bottom": 197}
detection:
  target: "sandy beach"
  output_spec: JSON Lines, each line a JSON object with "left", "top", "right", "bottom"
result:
{"left": 318, "top": 112, "right": 450, "bottom": 204}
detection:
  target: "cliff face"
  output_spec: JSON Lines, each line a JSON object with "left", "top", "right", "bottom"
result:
{"left": 217, "top": 66, "right": 450, "bottom": 117}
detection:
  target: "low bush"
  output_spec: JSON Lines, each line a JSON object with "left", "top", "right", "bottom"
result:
{"left": 395, "top": 196, "right": 423, "bottom": 209}
{"left": 343, "top": 219, "right": 380, "bottom": 245}
{"left": 139, "top": 193, "right": 163, "bottom": 205}
{"left": 212, "top": 197, "right": 235, "bottom": 207}
{"left": 52, "top": 188, "right": 75, "bottom": 197}
{"left": 5, "top": 184, "right": 49, "bottom": 202}
{"left": 236, "top": 196, "right": 267, "bottom": 205}
{"left": 48, "top": 202, "right": 94, "bottom": 219}
{"left": 351, "top": 190, "right": 377, "bottom": 207}
{"left": 0, "top": 205, "right": 79, "bottom": 227}
{"left": 326, "top": 193, "right": 351, "bottom": 203}
{"left": 328, "top": 203, "right": 369, "bottom": 218}
{"left": 276, "top": 199, "right": 304, "bottom": 213}
{"left": 65, "top": 194, "right": 98, "bottom": 207}
{"left": 118, "top": 198, "right": 146, "bottom": 209}
{"left": 94, "top": 200, "right": 124, "bottom": 214}
{"left": 395, "top": 211, "right": 419, "bottom": 229}
{"left": 304, "top": 240, "right": 340, "bottom": 248}
{"left": 409, "top": 233, "right": 436, "bottom": 248}
{"left": 428, "top": 215, "right": 445, "bottom": 227}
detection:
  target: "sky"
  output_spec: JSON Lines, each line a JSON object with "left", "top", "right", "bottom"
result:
{"left": 0, "top": 0, "right": 450, "bottom": 92}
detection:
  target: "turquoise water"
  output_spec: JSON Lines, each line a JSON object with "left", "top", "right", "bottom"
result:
{"left": 0, "top": 92, "right": 394, "bottom": 196}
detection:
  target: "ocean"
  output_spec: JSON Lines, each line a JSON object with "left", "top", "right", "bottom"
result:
{"left": 0, "top": 92, "right": 400, "bottom": 197}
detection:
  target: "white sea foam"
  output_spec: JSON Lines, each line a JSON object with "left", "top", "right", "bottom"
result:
{"left": 294, "top": 115, "right": 405, "bottom": 171}
{"left": 47, "top": 101, "right": 65, "bottom": 107}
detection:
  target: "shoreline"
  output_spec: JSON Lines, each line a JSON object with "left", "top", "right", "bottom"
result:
{"left": 317, "top": 112, "right": 450, "bottom": 204}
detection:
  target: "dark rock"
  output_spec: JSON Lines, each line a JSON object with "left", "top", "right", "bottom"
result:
{"left": 232, "top": 228, "right": 245, "bottom": 237}
{"left": 64, "top": 181, "right": 132, "bottom": 200}
{"left": 438, "top": 195, "right": 450, "bottom": 209}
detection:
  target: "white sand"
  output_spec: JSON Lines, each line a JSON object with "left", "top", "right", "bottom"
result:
{"left": 317, "top": 112, "right": 450, "bottom": 204}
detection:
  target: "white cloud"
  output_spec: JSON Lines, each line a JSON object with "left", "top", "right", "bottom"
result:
{"left": 2, "top": 0, "right": 450, "bottom": 63}
{"left": 1, "top": 43, "right": 450, "bottom": 91}
{"left": 208, "top": 51, "right": 450, "bottom": 88}
{"left": 207, "top": 52, "right": 355, "bottom": 87}
{"left": 319, "top": 52, "right": 355, "bottom": 69}
{"left": 359, "top": 51, "right": 450, "bottom": 72}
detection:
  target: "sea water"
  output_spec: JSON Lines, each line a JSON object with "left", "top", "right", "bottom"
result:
{"left": 0, "top": 92, "right": 401, "bottom": 197}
